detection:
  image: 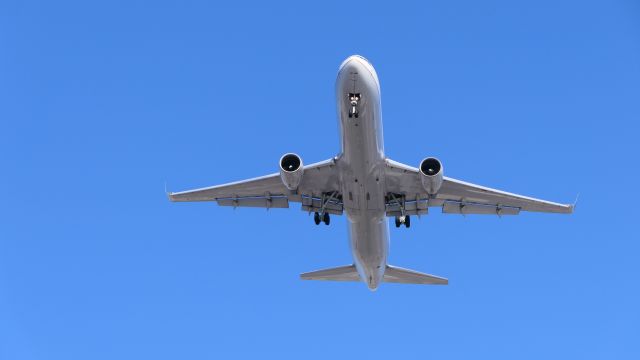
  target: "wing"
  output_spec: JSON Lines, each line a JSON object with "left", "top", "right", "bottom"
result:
{"left": 384, "top": 159, "right": 574, "bottom": 215}
{"left": 168, "top": 158, "right": 344, "bottom": 214}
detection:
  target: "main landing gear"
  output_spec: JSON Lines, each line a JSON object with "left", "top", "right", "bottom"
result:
{"left": 388, "top": 193, "right": 411, "bottom": 228}
{"left": 348, "top": 93, "right": 360, "bottom": 118}
{"left": 314, "top": 212, "right": 330, "bottom": 225}
{"left": 313, "top": 191, "right": 337, "bottom": 226}
{"left": 395, "top": 215, "right": 411, "bottom": 228}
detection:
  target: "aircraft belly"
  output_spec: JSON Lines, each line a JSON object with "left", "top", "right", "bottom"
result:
{"left": 335, "top": 56, "right": 388, "bottom": 289}
{"left": 348, "top": 209, "right": 389, "bottom": 287}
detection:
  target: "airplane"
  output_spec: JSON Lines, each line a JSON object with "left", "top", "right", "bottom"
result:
{"left": 168, "top": 55, "right": 574, "bottom": 291}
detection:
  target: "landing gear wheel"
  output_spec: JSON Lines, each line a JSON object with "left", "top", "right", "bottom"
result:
{"left": 323, "top": 212, "right": 330, "bottom": 225}
{"left": 395, "top": 216, "right": 401, "bottom": 228}
{"left": 404, "top": 215, "right": 411, "bottom": 228}
{"left": 314, "top": 212, "right": 321, "bottom": 225}
{"left": 354, "top": 112, "right": 359, "bottom": 118}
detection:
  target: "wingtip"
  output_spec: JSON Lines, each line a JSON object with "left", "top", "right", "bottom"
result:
{"left": 568, "top": 193, "right": 580, "bottom": 213}
{"left": 167, "top": 192, "right": 178, "bottom": 202}
{"left": 165, "top": 181, "right": 175, "bottom": 202}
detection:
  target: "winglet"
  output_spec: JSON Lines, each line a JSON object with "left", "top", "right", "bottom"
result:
{"left": 165, "top": 181, "right": 173, "bottom": 201}
{"left": 572, "top": 193, "right": 580, "bottom": 212}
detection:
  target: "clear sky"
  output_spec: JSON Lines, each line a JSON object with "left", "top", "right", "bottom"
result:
{"left": 1, "top": 1, "right": 639, "bottom": 359}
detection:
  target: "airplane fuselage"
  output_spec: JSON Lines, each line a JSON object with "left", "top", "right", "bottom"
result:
{"left": 335, "top": 56, "right": 388, "bottom": 290}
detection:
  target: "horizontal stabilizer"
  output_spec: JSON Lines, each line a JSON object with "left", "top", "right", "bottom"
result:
{"left": 300, "top": 265, "right": 360, "bottom": 282}
{"left": 383, "top": 265, "right": 448, "bottom": 285}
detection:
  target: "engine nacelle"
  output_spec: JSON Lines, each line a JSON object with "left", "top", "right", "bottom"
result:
{"left": 419, "top": 157, "right": 443, "bottom": 195}
{"left": 279, "top": 153, "right": 304, "bottom": 191}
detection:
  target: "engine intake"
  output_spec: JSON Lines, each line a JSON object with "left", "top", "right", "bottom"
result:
{"left": 279, "top": 153, "right": 304, "bottom": 191}
{"left": 419, "top": 157, "right": 443, "bottom": 195}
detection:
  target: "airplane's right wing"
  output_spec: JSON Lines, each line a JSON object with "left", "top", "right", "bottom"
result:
{"left": 168, "top": 158, "right": 344, "bottom": 214}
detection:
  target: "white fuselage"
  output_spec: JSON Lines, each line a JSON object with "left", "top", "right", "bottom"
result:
{"left": 335, "top": 56, "right": 388, "bottom": 290}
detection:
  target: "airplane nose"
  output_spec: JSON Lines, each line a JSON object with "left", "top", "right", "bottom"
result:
{"left": 338, "top": 55, "right": 380, "bottom": 91}
{"left": 339, "top": 55, "right": 370, "bottom": 72}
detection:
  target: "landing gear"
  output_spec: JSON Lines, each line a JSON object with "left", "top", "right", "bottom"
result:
{"left": 313, "top": 212, "right": 330, "bottom": 225}
{"left": 394, "top": 215, "right": 411, "bottom": 228}
{"left": 348, "top": 93, "right": 360, "bottom": 118}
{"left": 349, "top": 105, "right": 359, "bottom": 118}
{"left": 312, "top": 191, "right": 338, "bottom": 226}
{"left": 389, "top": 193, "right": 411, "bottom": 228}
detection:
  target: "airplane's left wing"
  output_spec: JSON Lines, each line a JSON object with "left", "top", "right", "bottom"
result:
{"left": 168, "top": 158, "right": 344, "bottom": 214}
{"left": 384, "top": 159, "right": 573, "bottom": 215}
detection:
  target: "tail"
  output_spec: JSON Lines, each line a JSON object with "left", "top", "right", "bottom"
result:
{"left": 300, "top": 264, "right": 448, "bottom": 285}
{"left": 300, "top": 265, "right": 360, "bottom": 281}
{"left": 383, "top": 265, "right": 448, "bottom": 285}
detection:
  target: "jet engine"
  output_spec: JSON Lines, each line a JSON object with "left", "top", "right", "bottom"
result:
{"left": 419, "top": 157, "right": 443, "bottom": 195}
{"left": 279, "top": 153, "right": 304, "bottom": 191}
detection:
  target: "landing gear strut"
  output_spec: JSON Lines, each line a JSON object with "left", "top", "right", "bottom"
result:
{"left": 348, "top": 93, "right": 360, "bottom": 118}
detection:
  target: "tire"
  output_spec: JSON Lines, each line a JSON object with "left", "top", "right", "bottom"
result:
{"left": 405, "top": 215, "right": 411, "bottom": 228}
{"left": 395, "top": 217, "right": 401, "bottom": 228}
{"left": 314, "top": 212, "right": 321, "bottom": 225}
{"left": 323, "top": 212, "right": 330, "bottom": 225}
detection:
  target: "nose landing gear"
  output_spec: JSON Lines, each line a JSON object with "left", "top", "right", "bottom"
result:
{"left": 348, "top": 93, "right": 360, "bottom": 118}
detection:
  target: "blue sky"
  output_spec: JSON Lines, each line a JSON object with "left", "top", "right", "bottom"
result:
{"left": 1, "top": 1, "right": 639, "bottom": 359}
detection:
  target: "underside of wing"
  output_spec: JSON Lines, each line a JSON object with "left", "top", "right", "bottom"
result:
{"left": 438, "top": 177, "right": 574, "bottom": 213}
{"left": 384, "top": 158, "right": 574, "bottom": 215}
{"left": 168, "top": 158, "right": 344, "bottom": 213}
{"left": 168, "top": 173, "right": 287, "bottom": 202}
